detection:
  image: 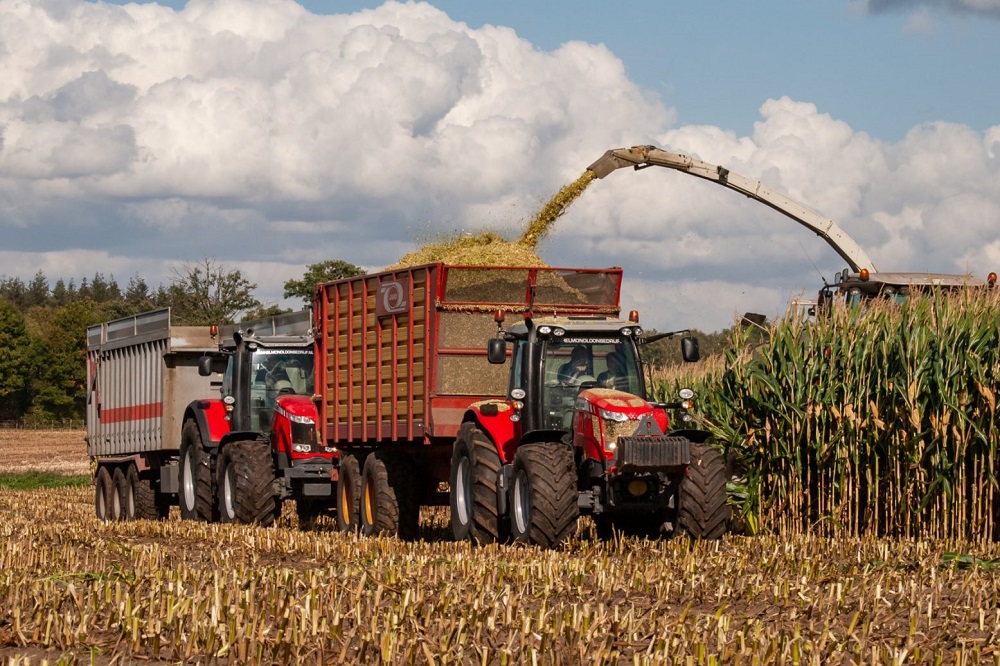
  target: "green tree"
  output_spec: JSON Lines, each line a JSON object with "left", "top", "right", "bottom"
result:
{"left": 283, "top": 260, "right": 366, "bottom": 306}
{"left": 26, "top": 300, "right": 102, "bottom": 423}
{"left": 0, "top": 277, "right": 27, "bottom": 310}
{"left": 0, "top": 299, "right": 32, "bottom": 420}
{"left": 125, "top": 275, "right": 153, "bottom": 310}
{"left": 26, "top": 271, "right": 50, "bottom": 308}
{"left": 159, "top": 258, "right": 261, "bottom": 325}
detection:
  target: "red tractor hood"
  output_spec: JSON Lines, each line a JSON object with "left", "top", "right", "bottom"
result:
{"left": 275, "top": 394, "right": 317, "bottom": 420}
{"left": 577, "top": 388, "right": 668, "bottom": 432}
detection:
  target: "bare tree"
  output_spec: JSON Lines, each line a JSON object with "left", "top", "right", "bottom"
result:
{"left": 162, "top": 258, "right": 261, "bottom": 324}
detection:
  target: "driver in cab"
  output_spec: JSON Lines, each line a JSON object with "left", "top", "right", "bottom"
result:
{"left": 557, "top": 346, "right": 593, "bottom": 385}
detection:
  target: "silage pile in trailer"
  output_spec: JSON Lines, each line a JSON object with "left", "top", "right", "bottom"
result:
{"left": 697, "top": 288, "right": 1000, "bottom": 541}
{"left": 385, "top": 171, "right": 598, "bottom": 307}
{"left": 387, "top": 170, "right": 596, "bottom": 271}
{"left": 386, "top": 231, "right": 548, "bottom": 270}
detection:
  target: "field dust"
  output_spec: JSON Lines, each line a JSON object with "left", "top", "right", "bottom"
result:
{"left": 0, "top": 429, "right": 89, "bottom": 475}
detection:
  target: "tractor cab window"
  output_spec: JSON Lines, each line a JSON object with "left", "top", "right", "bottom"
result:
{"left": 248, "top": 349, "right": 314, "bottom": 431}
{"left": 541, "top": 339, "right": 640, "bottom": 431}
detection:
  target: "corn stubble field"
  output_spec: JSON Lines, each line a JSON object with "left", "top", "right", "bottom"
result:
{"left": 7, "top": 188, "right": 1000, "bottom": 663}
{"left": 2, "top": 433, "right": 1000, "bottom": 664}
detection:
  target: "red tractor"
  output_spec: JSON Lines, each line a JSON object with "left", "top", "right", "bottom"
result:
{"left": 452, "top": 312, "right": 730, "bottom": 547}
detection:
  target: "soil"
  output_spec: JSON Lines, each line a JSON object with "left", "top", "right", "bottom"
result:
{"left": 0, "top": 428, "right": 89, "bottom": 475}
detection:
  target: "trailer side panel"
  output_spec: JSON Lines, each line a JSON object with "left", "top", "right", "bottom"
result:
{"left": 317, "top": 264, "right": 623, "bottom": 448}
{"left": 86, "top": 309, "right": 218, "bottom": 458}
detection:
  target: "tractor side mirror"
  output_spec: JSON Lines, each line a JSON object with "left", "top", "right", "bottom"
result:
{"left": 681, "top": 336, "right": 700, "bottom": 363}
{"left": 198, "top": 356, "right": 214, "bottom": 376}
{"left": 487, "top": 338, "right": 507, "bottom": 364}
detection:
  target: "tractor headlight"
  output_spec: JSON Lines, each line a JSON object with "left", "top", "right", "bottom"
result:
{"left": 599, "top": 409, "right": 629, "bottom": 422}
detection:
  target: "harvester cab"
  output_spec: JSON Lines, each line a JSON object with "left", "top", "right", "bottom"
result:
{"left": 813, "top": 267, "right": 997, "bottom": 314}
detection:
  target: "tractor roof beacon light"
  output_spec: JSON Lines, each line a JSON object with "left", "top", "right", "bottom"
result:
{"left": 859, "top": 268, "right": 870, "bottom": 282}
{"left": 629, "top": 310, "right": 639, "bottom": 323}
{"left": 989, "top": 272, "right": 997, "bottom": 287}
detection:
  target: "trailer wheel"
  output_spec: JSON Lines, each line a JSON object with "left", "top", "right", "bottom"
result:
{"left": 510, "top": 443, "right": 578, "bottom": 548}
{"left": 218, "top": 440, "right": 278, "bottom": 526}
{"left": 450, "top": 423, "right": 508, "bottom": 544}
{"left": 180, "top": 419, "right": 217, "bottom": 522}
{"left": 336, "top": 453, "right": 363, "bottom": 533}
{"left": 361, "top": 451, "right": 419, "bottom": 541}
{"left": 94, "top": 466, "right": 114, "bottom": 522}
{"left": 126, "top": 463, "right": 165, "bottom": 520}
{"left": 677, "top": 442, "right": 730, "bottom": 540}
{"left": 112, "top": 466, "right": 128, "bottom": 521}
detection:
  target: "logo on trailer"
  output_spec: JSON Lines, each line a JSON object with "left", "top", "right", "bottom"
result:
{"left": 377, "top": 279, "right": 409, "bottom": 317}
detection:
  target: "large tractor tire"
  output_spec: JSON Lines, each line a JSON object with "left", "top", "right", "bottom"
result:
{"left": 510, "top": 443, "right": 579, "bottom": 548}
{"left": 179, "top": 419, "right": 217, "bottom": 522}
{"left": 450, "top": 423, "right": 508, "bottom": 544}
{"left": 336, "top": 453, "right": 363, "bottom": 533}
{"left": 361, "top": 451, "right": 419, "bottom": 541}
{"left": 217, "top": 440, "right": 278, "bottom": 526}
{"left": 94, "top": 466, "right": 114, "bottom": 522}
{"left": 677, "top": 442, "right": 730, "bottom": 540}
{"left": 125, "top": 463, "right": 167, "bottom": 521}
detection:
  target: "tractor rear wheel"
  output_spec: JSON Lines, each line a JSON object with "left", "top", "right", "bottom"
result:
{"left": 94, "top": 466, "right": 114, "bottom": 521}
{"left": 361, "top": 451, "right": 419, "bottom": 540}
{"left": 450, "top": 423, "right": 508, "bottom": 544}
{"left": 510, "top": 443, "right": 578, "bottom": 548}
{"left": 337, "top": 453, "right": 363, "bottom": 532}
{"left": 217, "top": 440, "right": 278, "bottom": 526}
{"left": 180, "top": 419, "right": 216, "bottom": 522}
{"left": 677, "top": 442, "right": 730, "bottom": 539}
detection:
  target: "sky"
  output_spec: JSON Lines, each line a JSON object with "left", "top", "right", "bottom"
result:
{"left": 1, "top": 0, "right": 999, "bottom": 332}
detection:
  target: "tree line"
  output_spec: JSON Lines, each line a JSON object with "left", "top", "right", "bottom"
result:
{"left": 0, "top": 259, "right": 364, "bottom": 425}
{"left": 0, "top": 255, "right": 742, "bottom": 425}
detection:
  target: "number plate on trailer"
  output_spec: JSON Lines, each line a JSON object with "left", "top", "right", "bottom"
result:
{"left": 614, "top": 436, "right": 690, "bottom": 473}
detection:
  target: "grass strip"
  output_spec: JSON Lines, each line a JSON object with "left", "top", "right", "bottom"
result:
{"left": 0, "top": 471, "right": 91, "bottom": 490}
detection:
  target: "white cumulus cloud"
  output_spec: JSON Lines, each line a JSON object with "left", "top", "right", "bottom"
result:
{"left": 0, "top": 0, "right": 998, "bottom": 333}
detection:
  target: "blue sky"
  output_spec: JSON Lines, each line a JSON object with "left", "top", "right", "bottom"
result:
{"left": 2, "top": 0, "right": 999, "bottom": 331}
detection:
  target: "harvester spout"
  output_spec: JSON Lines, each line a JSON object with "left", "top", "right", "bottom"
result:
{"left": 587, "top": 145, "right": 693, "bottom": 179}
{"left": 585, "top": 144, "right": 878, "bottom": 274}
{"left": 587, "top": 147, "right": 643, "bottom": 178}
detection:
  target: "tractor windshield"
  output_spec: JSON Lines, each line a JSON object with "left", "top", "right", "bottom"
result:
{"left": 223, "top": 348, "right": 314, "bottom": 432}
{"left": 539, "top": 339, "right": 641, "bottom": 431}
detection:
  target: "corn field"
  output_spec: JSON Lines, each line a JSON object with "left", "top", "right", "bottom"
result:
{"left": 677, "top": 289, "right": 1000, "bottom": 542}
{"left": 3, "top": 486, "right": 1000, "bottom": 664}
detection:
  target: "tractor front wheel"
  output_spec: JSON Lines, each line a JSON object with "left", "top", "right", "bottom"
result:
{"left": 217, "top": 440, "right": 278, "bottom": 526}
{"left": 510, "top": 443, "right": 578, "bottom": 548}
{"left": 450, "top": 423, "right": 508, "bottom": 544}
{"left": 677, "top": 442, "right": 730, "bottom": 539}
